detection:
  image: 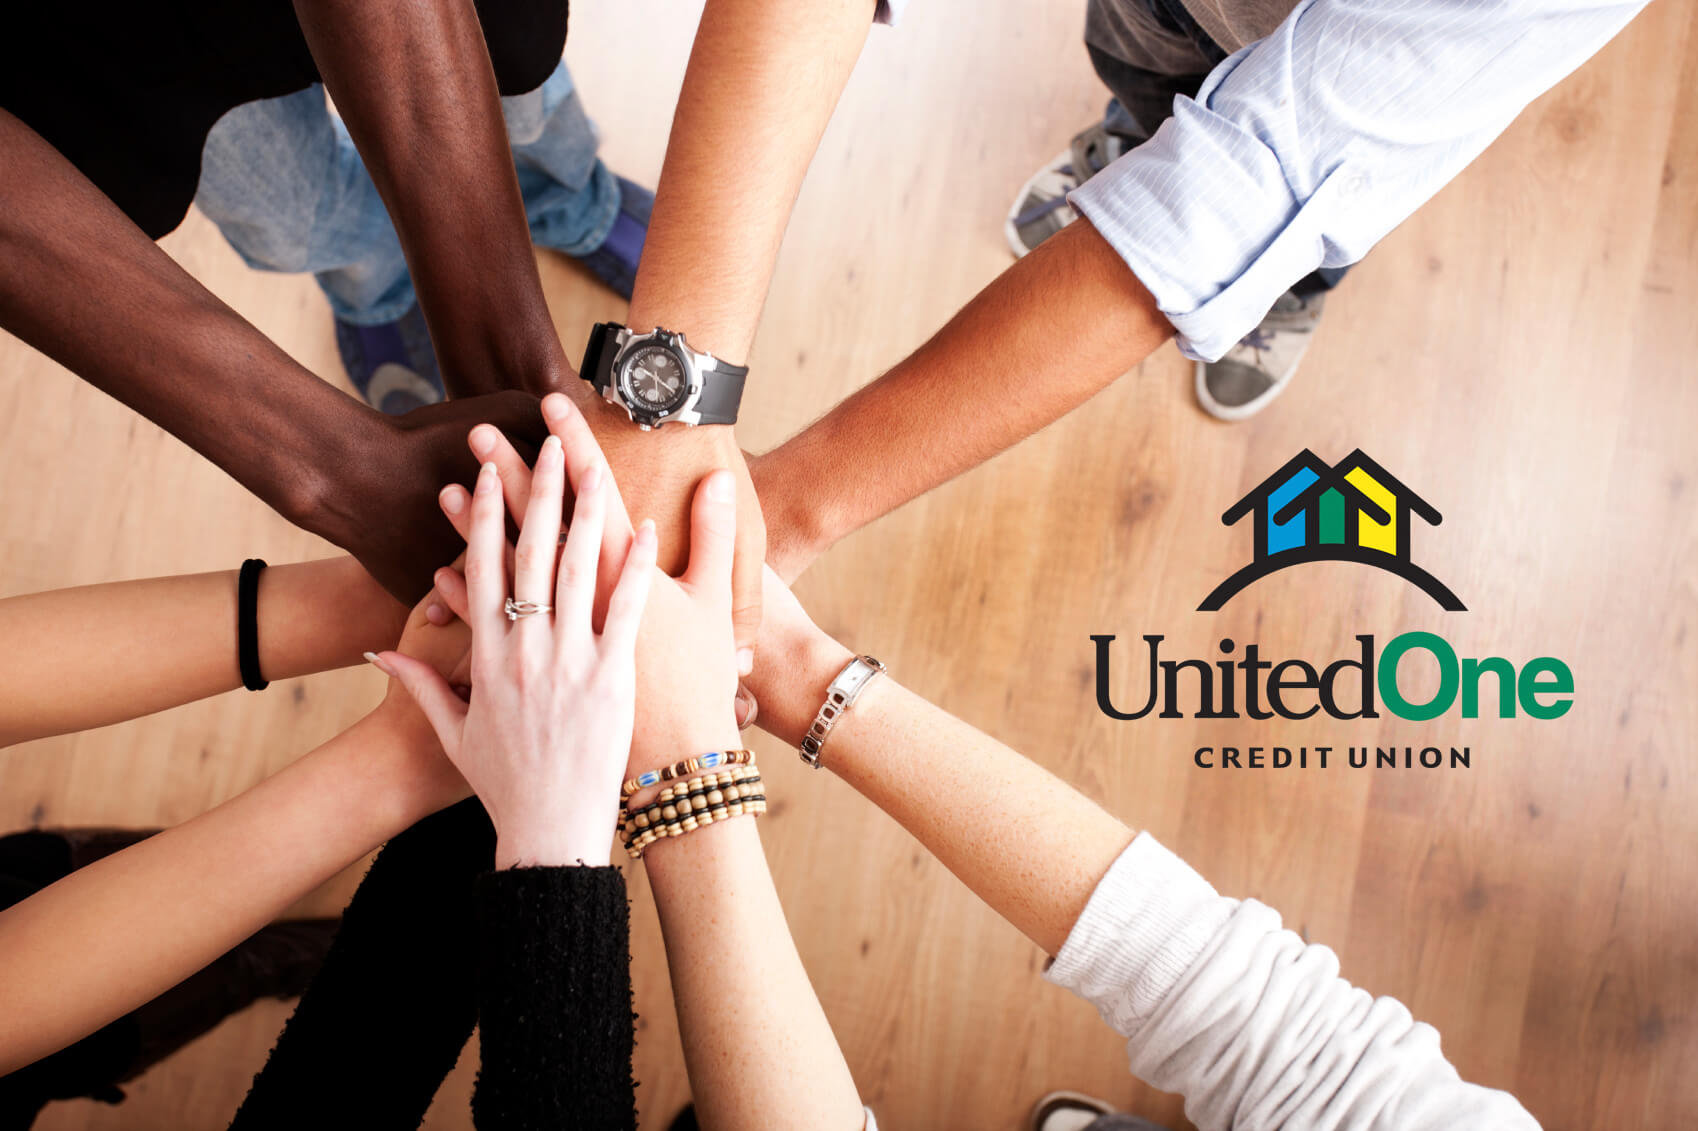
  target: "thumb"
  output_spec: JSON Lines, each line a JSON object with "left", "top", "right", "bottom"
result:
{"left": 370, "top": 650, "right": 468, "bottom": 753}
{"left": 731, "top": 476, "right": 766, "bottom": 662}
{"left": 683, "top": 470, "right": 738, "bottom": 597}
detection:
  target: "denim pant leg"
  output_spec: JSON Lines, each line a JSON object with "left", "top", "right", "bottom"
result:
{"left": 194, "top": 60, "right": 618, "bottom": 326}
{"left": 508, "top": 62, "right": 622, "bottom": 258}
{"left": 195, "top": 86, "right": 417, "bottom": 325}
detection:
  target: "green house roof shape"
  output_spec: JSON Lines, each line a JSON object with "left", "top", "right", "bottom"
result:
{"left": 1316, "top": 449, "right": 1443, "bottom": 526}
{"left": 1271, "top": 468, "right": 1392, "bottom": 528}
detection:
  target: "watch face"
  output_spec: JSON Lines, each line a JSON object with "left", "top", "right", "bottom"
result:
{"left": 619, "top": 346, "right": 689, "bottom": 415}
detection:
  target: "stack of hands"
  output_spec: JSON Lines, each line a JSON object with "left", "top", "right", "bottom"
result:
{"left": 0, "top": 394, "right": 1540, "bottom": 1131}
{"left": 0, "top": 391, "right": 873, "bottom": 1129}
{"left": 368, "top": 391, "right": 760, "bottom": 870}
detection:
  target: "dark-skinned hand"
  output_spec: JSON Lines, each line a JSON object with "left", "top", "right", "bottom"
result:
{"left": 321, "top": 390, "right": 548, "bottom": 603}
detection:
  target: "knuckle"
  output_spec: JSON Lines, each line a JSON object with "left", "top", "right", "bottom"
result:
{"left": 574, "top": 485, "right": 605, "bottom": 517}
{"left": 556, "top": 652, "right": 594, "bottom": 686}
{"left": 699, "top": 515, "right": 737, "bottom": 544}
{"left": 513, "top": 545, "right": 545, "bottom": 574}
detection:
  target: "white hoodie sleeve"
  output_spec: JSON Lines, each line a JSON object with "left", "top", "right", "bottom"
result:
{"left": 1045, "top": 833, "right": 1539, "bottom": 1130}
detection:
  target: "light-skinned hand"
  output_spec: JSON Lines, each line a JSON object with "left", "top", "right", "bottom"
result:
{"left": 430, "top": 405, "right": 747, "bottom": 784}
{"left": 373, "top": 433, "right": 658, "bottom": 869}
{"left": 436, "top": 393, "right": 760, "bottom": 727}
{"left": 364, "top": 579, "right": 477, "bottom": 817}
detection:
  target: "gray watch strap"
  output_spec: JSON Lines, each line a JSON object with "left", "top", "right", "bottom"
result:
{"left": 693, "top": 358, "right": 748, "bottom": 425}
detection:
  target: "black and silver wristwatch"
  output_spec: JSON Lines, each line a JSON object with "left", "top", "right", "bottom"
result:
{"left": 580, "top": 322, "right": 748, "bottom": 430}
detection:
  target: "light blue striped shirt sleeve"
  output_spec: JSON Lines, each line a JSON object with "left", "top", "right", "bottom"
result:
{"left": 1069, "top": 0, "right": 1647, "bottom": 361}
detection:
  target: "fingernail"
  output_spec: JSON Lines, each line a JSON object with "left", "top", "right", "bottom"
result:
{"left": 581, "top": 465, "right": 602, "bottom": 493}
{"left": 542, "top": 393, "right": 571, "bottom": 418}
{"left": 543, "top": 433, "right": 562, "bottom": 453}
{"left": 476, "top": 461, "right": 499, "bottom": 493}
{"left": 440, "top": 487, "right": 464, "bottom": 515}
{"left": 363, "top": 651, "right": 395, "bottom": 677}
{"left": 469, "top": 426, "right": 495, "bottom": 456}
{"left": 635, "top": 518, "right": 657, "bottom": 547}
{"left": 425, "top": 602, "right": 448, "bottom": 625}
{"left": 735, "top": 686, "right": 759, "bottom": 729}
{"left": 737, "top": 647, "right": 754, "bottom": 676}
{"left": 707, "top": 470, "right": 735, "bottom": 502}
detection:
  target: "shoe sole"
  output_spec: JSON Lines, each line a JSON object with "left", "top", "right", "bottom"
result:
{"left": 1027, "top": 1089, "right": 1115, "bottom": 1131}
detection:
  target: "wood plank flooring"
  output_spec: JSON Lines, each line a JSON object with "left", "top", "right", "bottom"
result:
{"left": 2, "top": 1, "right": 1694, "bottom": 1126}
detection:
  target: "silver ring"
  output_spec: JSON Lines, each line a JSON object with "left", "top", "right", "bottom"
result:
{"left": 504, "top": 597, "right": 553, "bottom": 621}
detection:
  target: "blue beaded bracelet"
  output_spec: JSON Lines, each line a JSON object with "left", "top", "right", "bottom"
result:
{"left": 621, "top": 749, "right": 753, "bottom": 800}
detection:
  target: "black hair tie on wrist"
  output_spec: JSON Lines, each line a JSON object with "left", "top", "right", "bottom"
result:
{"left": 238, "top": 558, "right": 269, "bottom": 692}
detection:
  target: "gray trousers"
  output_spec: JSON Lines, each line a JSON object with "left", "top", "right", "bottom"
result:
{"left": 1083, "top": 0, "right": 1346, "bottom": 295}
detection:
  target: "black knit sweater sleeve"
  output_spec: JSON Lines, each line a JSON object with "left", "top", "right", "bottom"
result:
{"left": 229, "top": 799, "right": 495, "bottom": 1131}
{"left": 472, "top": 865, "right": 636, "bottom": 1131}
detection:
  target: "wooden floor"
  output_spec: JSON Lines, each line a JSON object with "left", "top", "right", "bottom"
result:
{"left": 3, "top": 0, "right": 1695, "bottom": 1127}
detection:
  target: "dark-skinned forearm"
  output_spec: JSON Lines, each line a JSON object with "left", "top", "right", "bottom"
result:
{"left": 0, "top": 108, "right": 384, "bottom": 532}
{"left": 755, "top": 220, "right": 1174, "bottom": 568}
{"left": 293, "top": 0, "right": 571, "bottom": 397}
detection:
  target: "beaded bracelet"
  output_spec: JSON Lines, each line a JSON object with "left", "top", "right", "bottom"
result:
{"left": 622, "top": 749, "right": 754, "bottom": 800}
{"left": 622, "top": 766, "right": 767, "bottom": 859}
{"left": 623, "top": 783, "right": 767, "bottom": 860}
{"left": 620, "top": 764, "right": 763, "bottom": 837}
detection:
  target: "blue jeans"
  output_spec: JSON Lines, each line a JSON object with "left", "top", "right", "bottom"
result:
{"left": 193, "top": 61, "right": 619, "bottom": 326}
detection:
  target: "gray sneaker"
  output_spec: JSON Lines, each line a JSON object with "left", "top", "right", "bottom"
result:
{"left": 1195, "top": 289, "right": 1327, "bottom": 421}
{"left": 1028, "top": 1091, "right": 1170, "bottom": 1131}
{"left": 1005, "top": 122, "right": 1138, "bottom": 258}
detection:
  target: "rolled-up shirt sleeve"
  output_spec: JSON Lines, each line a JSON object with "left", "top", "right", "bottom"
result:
{"left": 1070, "top": 0, "right": 1647, "bottom": 361}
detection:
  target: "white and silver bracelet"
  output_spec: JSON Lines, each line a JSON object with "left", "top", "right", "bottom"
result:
{"left": 799, "top": 655, "right": 886, "bottom": 768}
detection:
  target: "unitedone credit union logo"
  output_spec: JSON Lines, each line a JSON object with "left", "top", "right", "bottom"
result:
{"left": 1092, "top": 448, "right": 1574, "bottom": 732}
{"left": 1199, "top": 447, "right": 1465, "bottom": 611}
